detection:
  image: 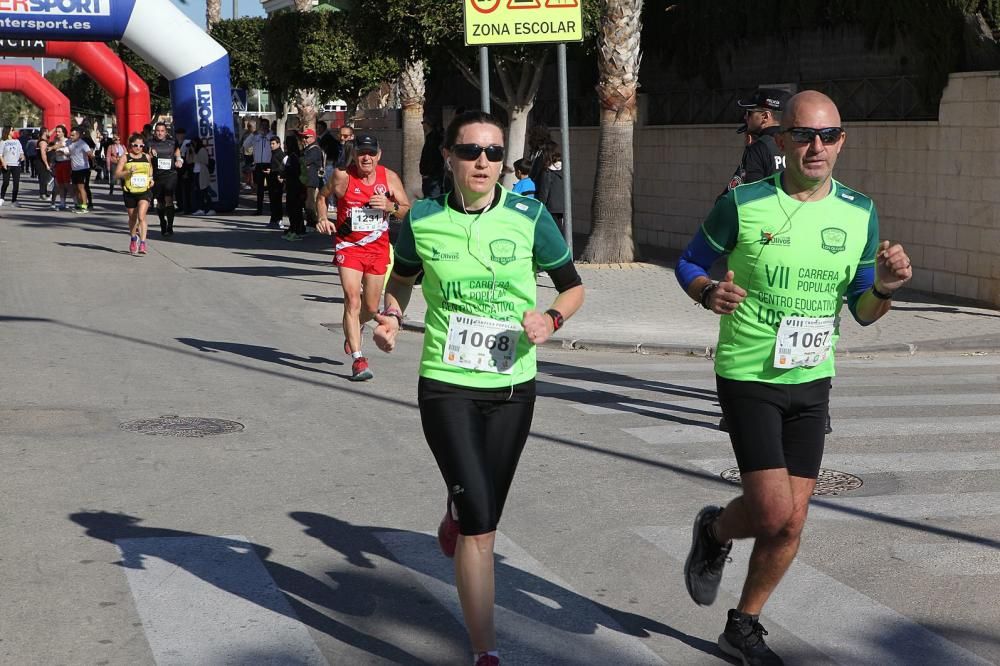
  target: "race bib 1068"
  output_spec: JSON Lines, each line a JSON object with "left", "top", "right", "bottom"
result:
{"left": 444, "top": 313, "right": 522, "bottom": 374}
{"left": 773, "top": 316, "right": 836, "bottom": 369}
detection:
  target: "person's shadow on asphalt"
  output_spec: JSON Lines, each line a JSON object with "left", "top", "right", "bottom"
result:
{"left": 176, "top": 337, "right": 343, "bottom": 372}
{"left": 289, "top": 511, "right": 719, "bottom": 660}
{"left": 68, "top": 510, "right": 441, "bottom": 664}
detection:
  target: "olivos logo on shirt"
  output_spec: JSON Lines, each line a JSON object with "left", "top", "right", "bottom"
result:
{"left": 430, "top": 246, "right": 460, "bottom": 261}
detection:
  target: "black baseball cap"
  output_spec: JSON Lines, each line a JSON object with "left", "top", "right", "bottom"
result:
{"left": 355, "top": 133, "right": 379, "bottom": 152}
{"left": 737, "top": 88, "right": 789, "bottom": 112}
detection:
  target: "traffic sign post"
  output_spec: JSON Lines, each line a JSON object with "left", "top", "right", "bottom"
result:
{"left": 463, "top": 0, "right": 581, "bottom": 251}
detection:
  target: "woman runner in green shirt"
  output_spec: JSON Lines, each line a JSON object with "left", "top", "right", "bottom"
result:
{"left": 372, "top": 111, "right": 584, "bottom": 666}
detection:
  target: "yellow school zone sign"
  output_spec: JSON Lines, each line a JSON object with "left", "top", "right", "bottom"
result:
{"left": 464, "top": 0, "right": 584, "bottom": 46}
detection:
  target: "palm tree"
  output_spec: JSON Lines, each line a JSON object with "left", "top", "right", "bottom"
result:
{"left": 581, "top": 0, "right": 643, "bottom": 264}
{"left": 399, "top": 58, "right": 426, "bottom": 200}
{"left": 206, "top": 0, "right": 221, "bottom": 31}
{"left": 292, "top": 0, "right": 318, "bottom": 130}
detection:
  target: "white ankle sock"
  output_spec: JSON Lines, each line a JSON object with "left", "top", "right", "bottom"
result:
{"left": 351, "top": 351, "right": 362, "bottom": 360}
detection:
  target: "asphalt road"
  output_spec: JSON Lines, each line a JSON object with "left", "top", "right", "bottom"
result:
{"left": 1, "top": 197, "right": 998, "bottom": 665}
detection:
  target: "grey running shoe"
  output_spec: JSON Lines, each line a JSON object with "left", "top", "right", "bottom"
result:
{"left": 684, "top": 505, "right": 732, "bottom": 606}
{"left": 718, "top": 609, "right": 784, "bottom": 665}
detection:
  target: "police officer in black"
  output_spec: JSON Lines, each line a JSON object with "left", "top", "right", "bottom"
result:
{"left": 720, "top": 87, "right": 788, "bottom": 198}
{"left": 148, "top": 122, "right": 182, "bottom": 237}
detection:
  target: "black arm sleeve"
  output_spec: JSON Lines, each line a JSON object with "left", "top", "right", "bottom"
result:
{"left": 546, "top": 260, "right": 582, "bottom": 293}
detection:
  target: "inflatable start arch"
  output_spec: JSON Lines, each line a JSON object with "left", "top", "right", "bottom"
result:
{"left": 0, "top": 0, "right": 237, "bottom": 211}
{"left": 0, "top": 40, "right": 151, "bottom": 137}
{"left": 0, "top": 65, "right": 70, "bottom": 128}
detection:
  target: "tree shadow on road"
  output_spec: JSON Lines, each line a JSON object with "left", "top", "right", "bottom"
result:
{"left": 536, "top": 360, "right": 721, "bottom": 430}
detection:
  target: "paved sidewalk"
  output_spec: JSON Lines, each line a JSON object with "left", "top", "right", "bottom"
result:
{"left": 403, "top": 262, "right": 1000, "bottom": 356}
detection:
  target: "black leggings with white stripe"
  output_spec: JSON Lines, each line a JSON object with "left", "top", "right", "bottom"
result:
{"left": 418, "top": 377, "right": 536, "bottom": 536}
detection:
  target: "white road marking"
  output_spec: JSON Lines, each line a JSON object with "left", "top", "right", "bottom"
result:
{"left": 375, "top": 530, "right": 665, "bottom": 666}
{"left": 635, "top": 526, "right": 993, "bottom": 665}
{"left": 691, "top": 451, "right": 1000, "bottom": 475}
{"left": 890, "top": 542, "right": 1000, "bottom": 576}
{"left": 116, "top": 535, "right": 329, "bottom": 666}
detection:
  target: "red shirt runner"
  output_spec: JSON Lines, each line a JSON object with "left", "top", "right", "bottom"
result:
{"left": 335, "top": 164, "right": 390, "bottom": 255}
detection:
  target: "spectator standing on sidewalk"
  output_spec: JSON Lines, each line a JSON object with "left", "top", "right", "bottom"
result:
{"left": 242, "top": 118, "right": 274, "bottom": 215}
{"left": 106, "top": 135, "right": 126, "bottom": 196}
{"left": 266, "top": 136, "right": 285, "bottom": 230}
{"left": 1, "top": 127, "right": 25, "bottom": 207}
{"left": 35, "top": 129, "right": 51, "bottom": 199}
{"left": 282, "top": 134, "right": 306, "bottom": 241}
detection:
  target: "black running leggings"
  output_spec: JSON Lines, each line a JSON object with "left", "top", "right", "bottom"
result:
{"left": 418, "top": 377, "right": 536, "bottom": 536}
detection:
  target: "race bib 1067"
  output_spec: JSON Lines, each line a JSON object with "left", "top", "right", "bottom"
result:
{"left": 773, "top": 316, "right": 836, "bottom": 369}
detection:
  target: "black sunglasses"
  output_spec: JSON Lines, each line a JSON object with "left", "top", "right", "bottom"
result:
{"left": 451, "top": 143, "right": 505, "bottom": 162}
{"left": 784, "top": 127, "right": 844, "bottom": 145}
{"left": 356, "top": 147, "right": 378, "bottom": 156}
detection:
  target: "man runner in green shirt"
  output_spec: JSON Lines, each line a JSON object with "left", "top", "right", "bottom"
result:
{"left": 674, "top": 91, "right": 913, "bottom": 664}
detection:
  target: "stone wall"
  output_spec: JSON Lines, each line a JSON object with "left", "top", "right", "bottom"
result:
{"left": 566, "top": 71, "right": 1000, "bottom": 306}
{"left": 365, "top": 71, "right": 1000, "bottom": 306}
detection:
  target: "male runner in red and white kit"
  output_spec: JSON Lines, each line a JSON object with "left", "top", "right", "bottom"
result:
{"left": 317, "top": 132, "right": 410, "bottom": 381}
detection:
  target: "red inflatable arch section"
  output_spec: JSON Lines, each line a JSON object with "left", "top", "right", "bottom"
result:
{"left": 44, "top": 42, "right": 150, "bottom": 136}
{"left": 0, "top": 66, "right": 70, "bottom": 129}
{"left": 0, "top": 42, "right": 150, "bottom": 136}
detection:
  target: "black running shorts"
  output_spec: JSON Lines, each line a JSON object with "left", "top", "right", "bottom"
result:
{"left": 150, "top": 171, "right": 178, "bottom": 199}
{"left": 71, "top": 168, "right": 89, "bottom": 185}
{"left": 715, "top": 375, "right": 830, "bottom": 479}
{"left": 418, "top": 377, "right": 536, "bottom": 536}
{"left": 123, "top": 190, "right": 152, "bottom": 208}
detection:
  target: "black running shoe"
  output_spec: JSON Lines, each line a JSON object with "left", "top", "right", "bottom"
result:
{"left": 719, "top": 609, "right": 783, "bottom": 665}
{"left": 684, "top": 505, "right": 732, "bottom": 606}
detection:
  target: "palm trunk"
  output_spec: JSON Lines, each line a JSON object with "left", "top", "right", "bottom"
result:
{"left": 399, "top": 58, "right": 426, "bottom": 200}
{"left": 206, "top": 0, "right": 221, "bottom": 31}
{"left": 296, "top": 89, "right": 318, "bottom": 131}
{"left": 581, "top": 0, "right": 643, "bottom": 264}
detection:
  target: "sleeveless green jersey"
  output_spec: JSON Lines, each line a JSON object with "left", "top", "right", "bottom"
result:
{"left": 394, "top": 187, "right": 571, "bottom": 389}
{"left": 703, "top": 173, "right": 879, "bottom": 384}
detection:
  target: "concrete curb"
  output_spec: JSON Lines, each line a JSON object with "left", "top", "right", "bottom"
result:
{"left": 400, "top": 320, "right": 1000, "bottom": 356}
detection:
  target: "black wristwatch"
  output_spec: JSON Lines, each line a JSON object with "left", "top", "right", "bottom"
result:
{"left": 545, "top": 308, "right": 564, "bottom": 331}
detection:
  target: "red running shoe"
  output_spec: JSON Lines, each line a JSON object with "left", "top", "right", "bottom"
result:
{"left": 437, "top": 496, "right": 459, "bottom": 558}
{"left": 474, "top": 654, "right": 499, "bottom": 666}
{"left": 128, "top": 236, "right": 138, "bottom": 255}
{"left": 350, "top": 356, "right": 373, "bottom": 381}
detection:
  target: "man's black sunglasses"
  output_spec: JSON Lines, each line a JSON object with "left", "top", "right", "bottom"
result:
{"left": 451, "top": 143, "right": 505, "bottom": 162}
{"left": 784, "top": 127, "right": 844, "bottom": 145}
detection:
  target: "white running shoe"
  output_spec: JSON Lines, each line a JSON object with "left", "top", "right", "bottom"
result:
{"left": 192, "top": 209, "right": 205, "bottom": 215}
{"left": 205, "top": 209, "right": 216, "bottom": 215}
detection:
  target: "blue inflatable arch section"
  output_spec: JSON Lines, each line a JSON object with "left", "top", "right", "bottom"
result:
{"left": 0, "top": 0, "right": 237, "bottom": 211}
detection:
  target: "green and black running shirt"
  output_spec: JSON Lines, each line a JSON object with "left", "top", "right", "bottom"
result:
{"left": 394, "top": 188, "right": 571, "bottom": 389}
{"left": 702, "top": 173, "right": 879, "bottom": 384}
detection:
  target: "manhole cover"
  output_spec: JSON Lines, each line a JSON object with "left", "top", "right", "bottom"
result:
{"left": 720, "top": 467, "right": 863, "bottom": 496}
{"left": 120, "top": 415, "right": 244, "bottom": 437}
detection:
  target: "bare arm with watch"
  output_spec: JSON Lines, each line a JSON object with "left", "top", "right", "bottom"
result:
{"left": 521, "top": 285, "right": 584, "bottom": 345}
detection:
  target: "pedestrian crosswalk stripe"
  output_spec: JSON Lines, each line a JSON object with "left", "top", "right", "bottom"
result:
{"left": 567, "top": 393, "right": 999, "bottom": 416}
{"left": 634, "top": 527, "right": 993, "bottom": 665}
{"left": 626, "top": 415, "right": 1000, "bottom": 445}
{"left": 809, "top": 492, "right": 1000, "bottom": 522}
{"left": 375, "top": 531, "right": 665, "bottom": 665}
{"left": 691, "top": 451, "right": 1000, "bottom": 475}
{"left": 116, "top": 535, "right": 330, "bottom": 666}
{"left": 889, "top": 542, "right": 1000, "bottom": 576}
